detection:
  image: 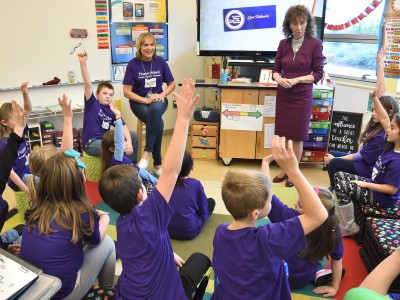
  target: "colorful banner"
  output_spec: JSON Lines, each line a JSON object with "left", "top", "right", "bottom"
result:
{"left": 95, "top": 0, "right": 110, "bottom": 49}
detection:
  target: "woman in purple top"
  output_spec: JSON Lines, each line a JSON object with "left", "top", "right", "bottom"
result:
{"left": 268, "top": 188, "right": 344, "bottom": 298}
{"left": 324, "top": 47, "right": 399, "bottom": 190}
{"left": 0, "top": 82, "right": 33, "bottom": 194}
{"left": 20, "top": 153, "right": 115, "bottom": 300}
{"left": 168, "top": 151, "right": 215, "bottom": 240}
{"left": 335, "top": 84, "right": 400, "bottom": 210}
{"left": 123, "top": 32, "right": 176, "bottom": 176}
{"left": 272, "top": 5, "right": 324, "bottom": 187}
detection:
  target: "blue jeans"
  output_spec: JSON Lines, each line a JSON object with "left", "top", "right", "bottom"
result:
{"left": 326, "top": 150, "right": 356, "bottom": 189}
{"left": 129, "top": 98, "right": 168, "bottom": 166}
{"left": 84, "top": 131, "right": 138, "bottom": 164}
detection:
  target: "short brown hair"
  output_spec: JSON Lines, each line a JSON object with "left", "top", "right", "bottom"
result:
{"left": 99, "top": 165, "right": 142, "bottom": 216}
{"left": 96, "top": 82, "right": 114, "bottom": 95}
{"left": 222, "top": 170, "right": 272, "bottom": 219}
{"left": 282, "top": 5, "right": 316, "bottom": 38}
{"left": 135, "top": 32, "right": 157, "bottom": 59}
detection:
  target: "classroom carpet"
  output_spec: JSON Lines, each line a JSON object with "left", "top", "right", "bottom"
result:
{"left": 2, "top": 183, "right": 368, "bottom": 299}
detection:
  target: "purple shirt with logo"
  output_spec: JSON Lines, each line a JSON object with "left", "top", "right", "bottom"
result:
{"left": 122, "top": 56, "right": 174, "bottom": 98}
{"left": 0, "top": 126, "right": 30, "bottom": 191}
{"left": 371, "top": 149, "right": 400, "bottom": 208}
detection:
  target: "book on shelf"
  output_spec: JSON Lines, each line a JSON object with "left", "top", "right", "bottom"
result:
{"left": 46, "top": 104, "right": 62, "bottom": 112}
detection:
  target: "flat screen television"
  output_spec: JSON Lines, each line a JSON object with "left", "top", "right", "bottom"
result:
{"left": 196, "top": 0, "right": 327, "bottom": 59}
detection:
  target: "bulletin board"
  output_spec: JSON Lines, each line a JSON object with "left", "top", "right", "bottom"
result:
{"left": 0, "top": 0, "right": 112, "bottom": 88}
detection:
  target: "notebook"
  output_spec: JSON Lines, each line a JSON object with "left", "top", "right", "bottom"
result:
{"left": 0, "top": 248, "right": 42, "bottom": 300}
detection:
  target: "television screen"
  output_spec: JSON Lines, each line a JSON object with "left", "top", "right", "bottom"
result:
{"left": 197, "top": 0, "right": 327, "bottom": 59}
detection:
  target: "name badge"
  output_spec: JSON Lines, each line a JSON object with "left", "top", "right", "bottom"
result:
{"left": 145, "top": 78, "right": 156, "bottom": 88}
{"left": 102, "top": 120, "right": 110, "bottom": 130}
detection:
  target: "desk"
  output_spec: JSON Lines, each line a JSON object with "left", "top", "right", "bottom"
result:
{"left": 20, "top": 273, "right": 62, "bottom": 300}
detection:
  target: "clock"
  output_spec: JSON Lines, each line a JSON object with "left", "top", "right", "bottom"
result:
{"left": 392, "top": 0, "right": 400, "bottom": 12}
{"left": 70, "top": 28, "right": 88, "bottom": 38}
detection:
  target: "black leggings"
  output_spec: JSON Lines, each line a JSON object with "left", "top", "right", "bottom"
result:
{"left": 180, "top": 252, "right": 211, "bottom": 300}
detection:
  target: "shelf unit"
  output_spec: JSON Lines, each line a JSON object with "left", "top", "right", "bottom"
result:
{"left": 26, "top": 123, "right": 42, "bottom": 150}
{"left": 191, "top": 120, "right": 219, "bottom": 160}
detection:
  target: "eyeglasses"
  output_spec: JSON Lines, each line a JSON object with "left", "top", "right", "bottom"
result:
{"left": 70, "top": 43, "right": 85, "bottom": 55}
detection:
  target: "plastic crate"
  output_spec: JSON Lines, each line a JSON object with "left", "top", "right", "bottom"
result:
{"left": 313, "top": 88, "right": 334, "bottom": 99}
{"left": 310, "top": 112, "right": 330, "bottom": 121}
{"left": 312, "top": 106, "right": 331, "bottom": 113}
{"left": 307, "top": 134, "right": 328, "bottom": 142}
{"left": 303, "top": 141, "right": 328, "bottom": 151}
{"left": 310, "top": 121, "right": 330, "bottom": 129}
{"left": 309, "top": 128, "right": 329, "bottom": 135}
{"left": 313, "top": 99, "right": 334, "bottom": 107}
{"left": 301, "top": 150, "right": 326, "bottom": 162}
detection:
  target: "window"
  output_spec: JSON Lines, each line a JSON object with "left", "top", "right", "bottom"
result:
{"left": 323, "top": 0, "right": 384, "bottom": 79}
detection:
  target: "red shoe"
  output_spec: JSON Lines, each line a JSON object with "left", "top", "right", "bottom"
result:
{"left": 272, "top": 175, "right": 288, "bottom": 183}
{"left": 285, "top": 180, "right": 294, "bottom": 188}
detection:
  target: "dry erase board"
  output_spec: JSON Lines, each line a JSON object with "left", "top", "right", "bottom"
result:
{"left": 328, "top": 111, "right": 363, "bottom": 153}
{"left": 0, "top": 0, "right": 111, "bottom": 88}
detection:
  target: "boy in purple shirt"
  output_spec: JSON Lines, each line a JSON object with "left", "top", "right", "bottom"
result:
{"left": 0, "top": 82, "right": 33, "bottom": 194}
{"left": 78, "top": 51, "right": 138, "bottom": 163}
{"left": 168, "top": 151, "right": 215, "bottom": 240}
{"left": 211, "top": 136, "right": 328, "bottom": 300}
{"left": 99, "top": 79, "right": 211, "bottom": 300}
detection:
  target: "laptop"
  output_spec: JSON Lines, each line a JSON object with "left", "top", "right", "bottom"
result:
{"left": 0, "top": 248, "right": 42, "bottom": 300}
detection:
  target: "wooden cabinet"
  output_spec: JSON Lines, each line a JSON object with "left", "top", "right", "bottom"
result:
{"left": 191, "top": 120, "right": 219, "bottom": 160}
{"left": 219, "top": 87, "right": 276, "bottom": 164}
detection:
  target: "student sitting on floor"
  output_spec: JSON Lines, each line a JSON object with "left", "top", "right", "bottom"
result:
{"left": 100, "top": 101, "right": 157, "bottom": 194}
{"left": 98, "top": 79, "right": 211, "bottom": 300}
{"left": 263, "top": 155, "right": 344, "bottom": 297}
{"left": 211, "top": 136, "right": 328, "bottom": 300}
{"left": 167, "top": 151, "right": 215, "bottom": 240}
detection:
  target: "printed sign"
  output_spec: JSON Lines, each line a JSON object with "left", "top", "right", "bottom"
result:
{"left": 223, "top": 5, "right": 276, "bottom": 32}
{"left": 328, "top": 111, "right": 363, "bottom": 153}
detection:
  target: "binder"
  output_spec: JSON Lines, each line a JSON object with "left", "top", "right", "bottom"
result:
{"left": 0, "top": 248, "right": 42, "bottom": 300}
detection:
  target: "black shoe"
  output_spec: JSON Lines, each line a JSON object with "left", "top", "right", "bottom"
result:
{"left": 314, "top": 268, "right": 346, "bottom": 286}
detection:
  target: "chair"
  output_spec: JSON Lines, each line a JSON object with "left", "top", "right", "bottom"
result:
{"left": 81, "top": 152, "right": 102, "bottom": 182}
{"left": 14, "top": 191, "right": 30, "bottom": 221}
{"left": 136, "top": 119, "right": 146, "bottom": 153}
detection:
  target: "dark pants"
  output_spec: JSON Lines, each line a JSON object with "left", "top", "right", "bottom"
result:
{"left": 326, "top": 151, "right": 356, "bottom": 189}
{"left": 334, "top": 171, "right": 374, "bottom": 206}
{"left": 180, "top": 252, "right": 211, "bottom": 300}
{"left": 207, "top": 198, "right": 216, "bottom": 215}
{"left": 129, "top": 98, "right": 168, "bottom": 166}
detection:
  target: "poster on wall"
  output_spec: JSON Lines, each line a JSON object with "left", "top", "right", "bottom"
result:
{"left": 110, "top": 0, "right": 167, "bottom": 23}
{"left": 110, "top": 22, "right": 168, "bottom": 64}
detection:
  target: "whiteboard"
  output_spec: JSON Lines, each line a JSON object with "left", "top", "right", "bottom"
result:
{"left": 0, "top": 0, "right": 111, "bottom": 88}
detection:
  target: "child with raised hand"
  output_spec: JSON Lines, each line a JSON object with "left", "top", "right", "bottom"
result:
{"left": 77, "top": 51, "right": 138, "bottom": 163}
{"left": 20, "top": 150, "right": 115, "bottom": 298}
{"left": 324, "top": 46, "right": 399, "bottom": 191}
{"left": 100, "top": 101, "right": 157, "bottom": 193}
{"left": 211, "top": 136, "right": 328, "bottom": 300}
{"left": 344, "top": 246, "right": 400, "bottom": 299}
{"left": 167, "top": 150, "right": 215, "bottom": 240}
{"left": 334, "top": 82, "right": 400, "bottom": 211}
{"left": 98, "top": 79, "right": 212, "bottom": 300}
{"left": 0, "top": 82, "right": 33, "bottom": 194}
{"left": 263, "top": 155, "right": 344, "bottom": 297}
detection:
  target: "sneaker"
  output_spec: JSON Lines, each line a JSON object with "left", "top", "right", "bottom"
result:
{"left": 314, "top": 268, "right": 346, "bottom": 286}
{"left": 341, "top": 222, "right": 360, "bottom": 237}
{"left": 137, "top": 158, "right": 149, "bottom": 170}
{"left": 154, "top": 168, "right": 162, "bottom": 177}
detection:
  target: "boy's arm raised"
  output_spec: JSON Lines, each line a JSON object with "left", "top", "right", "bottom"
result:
{"left": 59, "top": 95, "right": 73, "bottom": 151}
{"left": 78, "top": 52, "right": 93, "bottom": 101}
{"left": 271, "top": 136, "right": 328, "bottom": 234}
{"left": 156, "top": 79, "right": 199, "bottom": 202}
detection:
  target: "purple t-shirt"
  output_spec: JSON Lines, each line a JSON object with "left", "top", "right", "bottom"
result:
{"left": 0, "top": 126, "right": 31, "bottom": 191}
{"left": 81, "top": 92, "right": 118, "bottom": 147}
{"left": 211, "top": 216, "right": 306, "bottom": 300}
{"left": 354, "top": 130, "right": 386, "bottom": 177}
{"left": 122, "top": 56, "right": 174, "bottom": 98}
{"left": 20, "top": 212, "right": 101, "bottom": 299}
{"left": 371, "top": 149, "right": 400, "bottom": 208}
{"left": 115, "top": 189, "right": 186, "bottom": 300}
{"left": 168, "top": 178, "right": 210, "bottom": 240}
{"left": 268, "top": 195, "right": 344, "bottom": 289}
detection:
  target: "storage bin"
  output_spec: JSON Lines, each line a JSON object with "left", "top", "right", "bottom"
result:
{"left": 309, "top": 128, "right": 329, "bottom": 134}
{"left": 191, "top": 136, "right": 217, "bottom": 148}
{"left": 313, "top": 89, "right": 333, "bottom": 99}
{"left": 309, "top": 121, "right": 330, "bottom": 129}
{"left": 310, "top": 112, "right": 330, "bottom": 121}
{"left": 192, "top": 124, "right": 218, "bottom": 137}
{"left": 191, "top": 148, "right": 217, "bottom": 160}
{"left": 303, "top": 141, "right": 328, "bottom": 151}
{"left": 312, "top": 106, "right": 331, "bottom": 113}
{"left": 312, "top": 99, "right": 334, "bottom": 107}
{"left": 300, "top": 150, "right": 326, "bottom": 162}
{"left": 307, "top": 134, "right": 328, "bottom": 142}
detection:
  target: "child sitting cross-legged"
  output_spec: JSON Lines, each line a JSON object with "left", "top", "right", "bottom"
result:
{"left": 167, "top": 151, "right": 215, "bottom": 240}
{"left": 211, "top": 136, "right": 328, "bottom": 300}
{"left": 98, "top": 79, "right": 212, "bottom": 300}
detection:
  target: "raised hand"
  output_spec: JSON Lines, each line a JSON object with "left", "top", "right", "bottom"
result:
{"left": 171, "top": 78, "right": 199, "bottom": 121}
{"left": 58, "top": 94, "right": 73, "bottom": 119}
{"left": 20, "top": 82, "right": 29, "bottom": 95}
{"left": 11, "top": 100, "right": 26, "bottom": 137}
{"left": 109, "top": 100, "right": 121, "bottom": 119}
